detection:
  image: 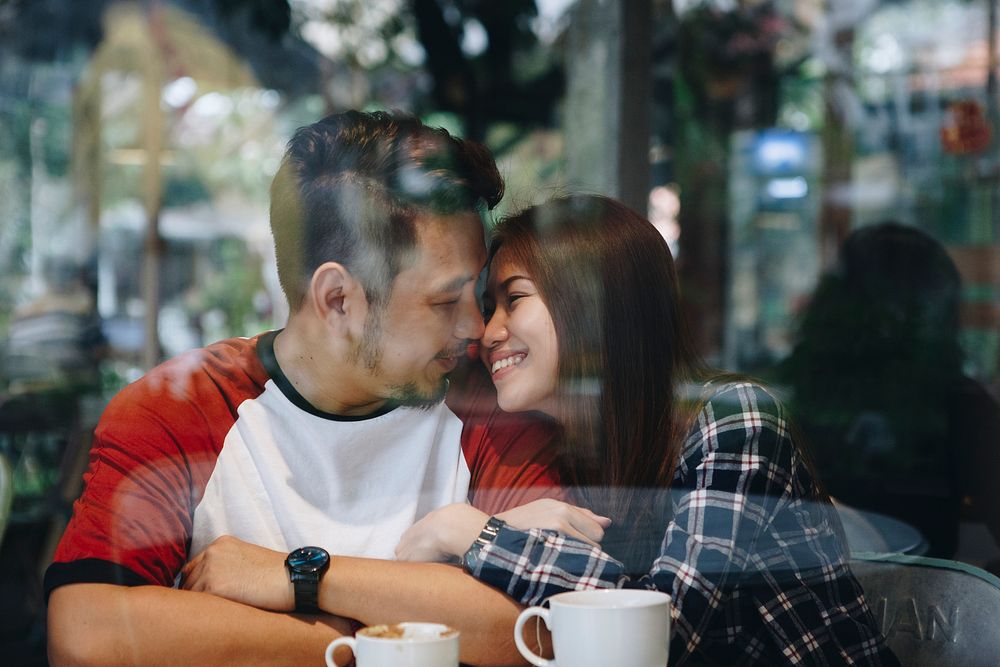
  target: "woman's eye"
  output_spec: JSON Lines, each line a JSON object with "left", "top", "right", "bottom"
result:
{"left": 507, "top": 293, "right": 527, "bottom": 306}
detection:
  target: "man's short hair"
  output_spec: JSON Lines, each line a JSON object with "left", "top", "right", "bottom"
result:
{"left": 270, "top": 110, "right": 504, "bottom": 310}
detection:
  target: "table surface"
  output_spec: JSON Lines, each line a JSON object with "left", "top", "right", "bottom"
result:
{"left": 836, "top": 503, "right": 928, "bottom": 556}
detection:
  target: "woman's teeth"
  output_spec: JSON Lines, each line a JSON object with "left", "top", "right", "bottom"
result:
{"left": 491, "top": 355, "right": 524, "bottom": 374}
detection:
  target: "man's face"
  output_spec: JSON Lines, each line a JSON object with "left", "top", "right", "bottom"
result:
{"left": 352, "top": 212, "right": 487, "bottom": 406}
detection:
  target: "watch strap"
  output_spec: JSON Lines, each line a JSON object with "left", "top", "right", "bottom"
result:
{"left": 463, "top": 516, "right": 506, "bottom": 573}
{"left": 291, "top": 574, "right": 320, "bottom": 613}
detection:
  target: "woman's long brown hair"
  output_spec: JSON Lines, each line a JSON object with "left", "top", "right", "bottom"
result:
{"left": 490, "top": 195, "right": 707, "bottom": 572}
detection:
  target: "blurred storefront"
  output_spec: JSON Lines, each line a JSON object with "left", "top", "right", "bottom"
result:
{"left": 1, "top": 0, "right": 999, "bottom": 663}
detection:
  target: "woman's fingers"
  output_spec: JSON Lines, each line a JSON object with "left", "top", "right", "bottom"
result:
{"left": 580, "top": 507, "right": 614, "bottom": 526}
{"left": 494, "top": 499, "right": 612, "bottom": 545}
{"left": 565, "top": 509, "right": 609, "bottom": 545}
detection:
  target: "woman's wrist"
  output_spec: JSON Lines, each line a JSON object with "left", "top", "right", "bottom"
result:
{"left": 462, "top": 516, "right": 508, "bottom": 573}
{"left": 442, "top": 504, "right": 490, "bottom": 557}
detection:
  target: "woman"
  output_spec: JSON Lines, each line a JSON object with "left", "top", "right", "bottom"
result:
{"left": 397, "top": 195, "right": 898, "bottom": 665}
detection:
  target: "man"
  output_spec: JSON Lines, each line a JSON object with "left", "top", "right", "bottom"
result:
{"left": 46, "top": 111, "right": 563, "bottom": 665}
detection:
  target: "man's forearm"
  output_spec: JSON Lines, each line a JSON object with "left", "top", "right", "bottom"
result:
{"left": 319, "top": 558, "right": 526, "bottom": 666}
{"left": 48, "top": 583, "right": 351, "bottom": 666}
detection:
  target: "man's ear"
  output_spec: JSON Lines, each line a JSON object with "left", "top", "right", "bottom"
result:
{"left": 307, "top": 262, "right": 365, "bottom": 332}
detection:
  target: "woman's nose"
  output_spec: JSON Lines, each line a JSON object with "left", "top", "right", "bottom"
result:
{"left": 482, "top": 310, "right": 509, "bottom": 347}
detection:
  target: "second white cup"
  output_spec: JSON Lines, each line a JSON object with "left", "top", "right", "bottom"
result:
{"left": 514, "top": 589, "right": 671, "bottom": 667}
{"left": 325, "top": 622, "right": 459, "bottom": 667}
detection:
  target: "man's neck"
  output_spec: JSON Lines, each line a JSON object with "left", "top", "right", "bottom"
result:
{"left": 272, "top": 322, "right": 389, "bottom": 417}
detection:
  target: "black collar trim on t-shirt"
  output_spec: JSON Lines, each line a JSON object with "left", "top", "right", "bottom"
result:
{"left": 255, "top": 329, "right": 400, "bottom": 422}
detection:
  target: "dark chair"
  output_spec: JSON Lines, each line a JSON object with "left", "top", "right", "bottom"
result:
{"left": 0, "top": 451, "right": 11, "bottom": 548}
{"left": 851, "top": 553, "right": 1000, "bottom": 666}
{"left": 0, "top": 388, "right": 96, "bottom": 666}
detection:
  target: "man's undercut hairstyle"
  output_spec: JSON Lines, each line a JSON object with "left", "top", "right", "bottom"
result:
{"left": 270, "top": 110, "right": 504, "bottom": 311}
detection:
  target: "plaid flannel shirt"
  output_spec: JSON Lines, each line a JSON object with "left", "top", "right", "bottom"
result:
{"left": 465, "top": 382, "right": 899, "bottom": 666}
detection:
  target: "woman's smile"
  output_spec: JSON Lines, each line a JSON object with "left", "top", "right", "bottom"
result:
{"left": 480, "top": 257, "right": 560, "bottom": 415}
{"left": 489, "top": 351, "right": 526, "bottom": 377}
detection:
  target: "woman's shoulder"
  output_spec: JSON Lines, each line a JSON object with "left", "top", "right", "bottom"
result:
{"left": 694, "top": 378, "right": 785, "bottom": 419}
{"left": 677, "top": 379, "right": 793, "bottom": 470}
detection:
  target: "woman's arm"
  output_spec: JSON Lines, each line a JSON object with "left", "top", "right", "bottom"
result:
{"left": 395, "top": 499, "right": 611, "bottom": 562}
{"left": 465, "top": 383, "right": 792, "bottom": 605}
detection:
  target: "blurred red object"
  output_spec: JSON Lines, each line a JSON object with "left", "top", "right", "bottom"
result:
{"left": 941, "top": 100, "right": 993, "bottom": 154}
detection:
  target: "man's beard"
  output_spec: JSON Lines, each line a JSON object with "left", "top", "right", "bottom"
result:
{"left": 385, "top": 378, "right": 448, "bottom": 410}
{"left": 352, "top": 306, "right": 448, "bottom": 409}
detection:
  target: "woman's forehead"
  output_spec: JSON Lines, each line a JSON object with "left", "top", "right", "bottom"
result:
{"left": 486, "top": 253, "right": 531, "bottom": 289}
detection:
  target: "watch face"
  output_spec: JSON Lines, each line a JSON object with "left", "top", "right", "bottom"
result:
{"left": 287, "top": 546, "right": 330, "bottom": 574}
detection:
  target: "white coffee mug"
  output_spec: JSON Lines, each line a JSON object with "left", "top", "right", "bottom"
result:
{"left": 325, "top": 622, "right": 459, "bottom": 667}
{"left": 514, "top": 589, "right": 671, "bottom": 667}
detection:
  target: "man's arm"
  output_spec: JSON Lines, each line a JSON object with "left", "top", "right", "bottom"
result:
{"left": 321, "top": 558, "right": 526, "bottom": 666}
{"left": 47, "top": 583, "right": 353, "bottom": 667}
{"left": 181, "top": 536, "right": 530, "bottom": 666}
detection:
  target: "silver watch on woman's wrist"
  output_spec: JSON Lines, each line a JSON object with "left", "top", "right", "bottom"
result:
{"left": 462, "top": 516, "right": 506, "bottom": 573}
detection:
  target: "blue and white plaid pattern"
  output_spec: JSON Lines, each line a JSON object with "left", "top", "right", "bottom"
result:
{"left": 467, "top": 382, "right": 899, "bottom": 665}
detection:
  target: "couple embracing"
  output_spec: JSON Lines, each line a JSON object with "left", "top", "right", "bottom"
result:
{"left": 46, "top": 111, "right": 897, "bottom": 666}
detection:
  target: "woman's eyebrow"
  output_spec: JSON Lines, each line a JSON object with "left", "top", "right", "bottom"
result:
{"left": 498, "top": 275, "right": 531, "bottom": 291}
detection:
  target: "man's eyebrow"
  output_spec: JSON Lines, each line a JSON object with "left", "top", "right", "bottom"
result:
{"left": 432, "top": 275, "right": 476, "bottom": 294}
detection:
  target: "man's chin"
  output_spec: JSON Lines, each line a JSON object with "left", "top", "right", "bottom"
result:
{"left": 389, "top": 378, "right": 449, "bottom": 410}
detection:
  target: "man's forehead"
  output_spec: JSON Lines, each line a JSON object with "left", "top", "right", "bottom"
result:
{"left": 414, "top": 210, "right": 486, "bottom": 240}
{"left": 398, "top": 211, "right": 487, "bottom": 290}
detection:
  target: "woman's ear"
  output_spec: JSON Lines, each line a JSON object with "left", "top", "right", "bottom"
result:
{"left": 307, "top": 262, "right": 366, "bottom": 334}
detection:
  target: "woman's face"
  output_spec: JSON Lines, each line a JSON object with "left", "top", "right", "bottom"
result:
{"left": 480, "top": 255, "right": 560, "bottom": 416}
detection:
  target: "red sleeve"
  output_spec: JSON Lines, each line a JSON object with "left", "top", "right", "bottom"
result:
{"left": 450, "top": 361, "right": 568, "bottom": 515}
{"left": 44, "top": 339, "right": 266, "bottom": 595}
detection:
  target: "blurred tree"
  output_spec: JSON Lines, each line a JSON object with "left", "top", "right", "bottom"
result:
{"left": 194, "top": 236, "right": 267, "bottom": 336}
{"left": 0, "top": 0, "right": 564, "bottom": 139}
{"left": 661, "top": 0, "right": 804, "bottom": 358}
{"left": 410, "top": 0, "right": 562, "bottom": 138}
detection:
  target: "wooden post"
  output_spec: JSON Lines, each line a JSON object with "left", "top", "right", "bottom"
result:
{"left": 564, "top": 0, "right": 652, "bottom": 214}
{"left": 988, "top": 0, "right": 999, "bottom": 239}
{"left": 818, "top": 18, "right": 856, "bottom": 269}
{"left": 141, "top": 3, "right": 165, "bottom": 371}
{"left": 73, "top": 68, "right": 104, "bottom": 305}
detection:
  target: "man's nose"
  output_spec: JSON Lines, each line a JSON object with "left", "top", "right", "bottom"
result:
{"left": 455, "top": 296, "right": 486, "bottom": 341}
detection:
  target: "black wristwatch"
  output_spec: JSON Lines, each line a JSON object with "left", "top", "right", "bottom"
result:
{"left": 463, "top": 516, "right": 506, "bottom": 572}
{"left": 285, "top": 546, "right": 330, "bottom": 613}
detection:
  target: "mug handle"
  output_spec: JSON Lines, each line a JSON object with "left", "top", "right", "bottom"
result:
{"left": 325, "top": 636, "right": 356, "bottom": 667}
{"left": 514, "top": 606, "right": 553, "bottom": 667}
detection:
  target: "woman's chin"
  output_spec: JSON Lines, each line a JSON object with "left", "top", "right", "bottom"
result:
{"left": 496, "top": 390, "right": 558, "bottom": 418}
{"left": 496, "top": 389, "right": 536, "bottom": 414}
{"left": 496, "top": 393, "right": 527, "bottom": 413}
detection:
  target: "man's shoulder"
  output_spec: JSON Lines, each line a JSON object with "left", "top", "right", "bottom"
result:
{"left": 100, "top": 334, "right": 270, "bottom": 436}
{"left": 125, "top": 335, "right": 265, "bottom": 395}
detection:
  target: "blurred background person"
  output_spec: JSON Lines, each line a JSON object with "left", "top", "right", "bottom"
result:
{"left": 777, "top": 222, "right": 1000, "bottom": 566}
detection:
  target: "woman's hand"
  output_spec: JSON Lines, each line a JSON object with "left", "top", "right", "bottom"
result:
{"left": 497, "top": 499, "right": 611, "bottom": 546}
{"left": 395, "top": 499, "right": 613, "bottom": 563}
{"left": 395, "top": 503, "right": 490, "bottom": 562}
{"left": 181, "top": 535, "right": 294, "bottom": 612}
